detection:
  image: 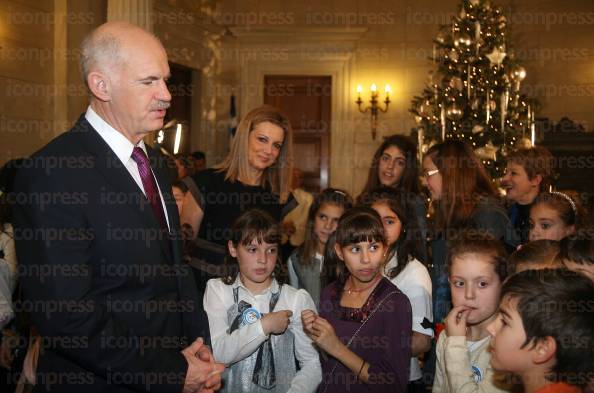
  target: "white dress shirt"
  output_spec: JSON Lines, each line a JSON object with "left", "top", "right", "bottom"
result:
{"left": 203, "top": 276, "right": 322, "bottom": 393}
{"left": 85, "top": 107, "right": 170, "bottom": 229}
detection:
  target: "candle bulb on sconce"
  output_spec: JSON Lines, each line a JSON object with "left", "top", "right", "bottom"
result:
{"left": 355, "top": 82, "right": 391, "bottom": 140}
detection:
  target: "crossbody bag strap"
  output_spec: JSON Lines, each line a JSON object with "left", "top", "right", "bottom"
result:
{"left": 320, "top": 290, "right": 399, "bottom": 393}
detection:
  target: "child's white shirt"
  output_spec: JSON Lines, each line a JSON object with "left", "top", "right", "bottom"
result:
{"left": 203, "top": 276, "right": 322, "bottom": 393}
{"left": 384, "top": 254, "right": 433, "bottom": 381}
{"left": 433, "top": 333, "right": 511, "bottom": 393}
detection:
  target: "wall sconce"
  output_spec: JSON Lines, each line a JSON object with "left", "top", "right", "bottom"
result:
{"left": 356, "top": 83, "right": 391, "bottom": 139}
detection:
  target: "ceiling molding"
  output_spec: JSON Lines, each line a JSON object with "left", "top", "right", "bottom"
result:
{"left": 229, "top": 26, "right": 368, "bottom": 44}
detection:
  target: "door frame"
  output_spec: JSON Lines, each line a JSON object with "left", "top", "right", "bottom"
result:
{"left": 231, "top": 27, "right": 366, "bottom": 194}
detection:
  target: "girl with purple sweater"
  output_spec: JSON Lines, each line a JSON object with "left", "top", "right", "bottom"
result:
{"left": 302, "top": 207, "right": 412, "bottom": 393}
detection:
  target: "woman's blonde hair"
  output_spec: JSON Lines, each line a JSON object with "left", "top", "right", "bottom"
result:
{"left": 213, "top": 105, "right": 293, "bottom": 203}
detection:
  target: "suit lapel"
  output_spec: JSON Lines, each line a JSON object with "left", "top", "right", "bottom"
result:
{"left": 75, "top": 116, "right": 147, "bottom": 203}
{"left": 74, "top": 116, "right": 175, "bottom": 263}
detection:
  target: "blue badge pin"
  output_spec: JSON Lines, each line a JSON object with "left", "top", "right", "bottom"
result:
{"left": 242, "top": 307, "right": 261, "bottom": 325}
{"left": 471, "top": 365, "right": 483, "bottom": 382}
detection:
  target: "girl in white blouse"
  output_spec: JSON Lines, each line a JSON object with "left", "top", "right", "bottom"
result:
{"left": 203, "top": 209, "right": 322, "bottom": 393}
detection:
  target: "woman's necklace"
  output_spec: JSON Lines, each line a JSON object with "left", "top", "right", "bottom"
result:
{"left": 344, "top": 273, "right": 381, "bottom": 295}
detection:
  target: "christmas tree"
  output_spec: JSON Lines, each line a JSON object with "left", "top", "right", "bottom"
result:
{"left": 410, "top": 0, "right": 537, "bottom": 178}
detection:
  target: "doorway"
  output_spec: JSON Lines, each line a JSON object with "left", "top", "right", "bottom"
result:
{"left": 263, "top": 75, "right": 331, "bottom": 193}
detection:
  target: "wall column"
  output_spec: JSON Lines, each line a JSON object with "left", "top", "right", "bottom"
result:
{"left": 107, "top": 0, "right": 152, "bottom": 31}
{"left": 53, "top": 0, "right": 68, "bottom": 135}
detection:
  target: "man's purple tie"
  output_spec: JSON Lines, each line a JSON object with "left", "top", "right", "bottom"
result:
{"left": 131, "top": 147, "right": 168, "bottom": 231}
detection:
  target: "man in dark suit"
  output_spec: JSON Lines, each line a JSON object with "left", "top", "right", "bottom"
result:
{"left": 12, "top": 22, "right": 223, "bottom": 392}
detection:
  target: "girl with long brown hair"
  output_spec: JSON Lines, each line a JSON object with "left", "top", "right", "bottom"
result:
{"left": 287, "top": 188, "right": 353, "bottom": 306}
{"left": 358, "top": 134, "right": 428, "bottom": 263}
{"left": 421, "top": 140, "right": 518, "bottom": 323}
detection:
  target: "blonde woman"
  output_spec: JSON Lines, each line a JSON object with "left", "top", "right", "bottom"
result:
{"left": 181, "top": 105, "right": 294, "bottom": 292}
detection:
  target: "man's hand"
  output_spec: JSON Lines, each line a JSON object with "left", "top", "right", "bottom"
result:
{"left": 182, "top": 338, "right": 224, "bottom": 393}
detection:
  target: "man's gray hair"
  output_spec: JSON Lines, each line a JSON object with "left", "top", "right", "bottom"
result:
{"left": 79, "top": 32, "right": 122, "bottom": 87}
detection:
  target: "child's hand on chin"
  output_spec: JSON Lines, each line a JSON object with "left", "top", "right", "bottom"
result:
{"left": 445, "top": 305, "right": 470, "bottom": 337}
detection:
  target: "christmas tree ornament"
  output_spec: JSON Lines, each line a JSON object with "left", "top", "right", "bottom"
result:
{"left": 474, "top": 22, "right": 482, "bottom": 54}
{"left": 475, "top": 140, "right": 499, "bottom": 161}
{"left": 466, "top": 64, "right": 472, "bottom": 98}
{"left": 420, "top": 100, "right": 432, "bottom": 116}
{"left": 525, "top": 104, "right": 532, "bottom": 138}
{"left": 517, "top": 137, "right": 532, "bottom": 149}
{"left": 472, "top": 124, "right": 485, "bottom": 134}
{"left": 501, "top": 90, "right": 510, "bottom": 122}
{"left": 446, "top": 103, "right": 463, "bottom": 120}
{"left": 501, "top": 88, "right": 510, "bottom": 145}
{"left": 450, "top": 77, "right": 463, "bottom": 90}
{"left": 486, "top": 47, "right": 506, "bottom": 67}
{"left": 436, "top": 31, "right": 447, "bottom": 44}
{"left": 417, "top": 127, "right": 425, "bottom": 160}
{"left": 528, "top": 105, "right": 536, "bottom": 146}
{"left": 486, "top": 89, "right": 491, "bottom": 124}
{"left": 440, "top": 106, "right": 447, "bottom": 140}
{"left": 454, "top": 32, "right": 472, "bottom": 47}
{"left": 450, "top": 49, "right": 459, "bottom": 62}
{"left": 470, "top": 0, "right": 480, "bottom": 5}
{"left": 511, "top": 65, "right": 526, "bottom": 83}
{"left": 498, "top": 14, "right": 507, "bottom": 27}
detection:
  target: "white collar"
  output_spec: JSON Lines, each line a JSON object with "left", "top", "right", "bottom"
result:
{"left": 232, "top": 274, "right": 280, "bottom": 296}
{"left": 85, "top": 106, "right": 147, "bottom": 164}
